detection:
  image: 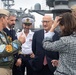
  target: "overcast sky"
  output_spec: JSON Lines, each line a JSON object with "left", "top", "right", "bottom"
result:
{"left": 12, "top": 0, "right": 46, "bottom": 10}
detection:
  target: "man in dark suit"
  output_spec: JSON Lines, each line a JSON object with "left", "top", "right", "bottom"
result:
{"left": 30, "top": 15, "right": 60, "bottom": 75}
{"left": 3, "top": 13, "right": 22, "bottom": 75}
{"left": 3, "top": 13, "right": 17, "bottom": 41}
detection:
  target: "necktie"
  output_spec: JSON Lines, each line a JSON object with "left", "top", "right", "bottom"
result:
{"left": 43, "top": 56, "right": 47, "bottom": 65}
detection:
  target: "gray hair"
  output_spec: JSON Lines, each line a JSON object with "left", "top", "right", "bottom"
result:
{"left": 8, "top": 13, "right": 16, "bottom": 17}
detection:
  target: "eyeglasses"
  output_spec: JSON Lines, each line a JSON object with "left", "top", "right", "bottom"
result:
{"left": 42, "top": 21, "right": 50, "bottom": 23}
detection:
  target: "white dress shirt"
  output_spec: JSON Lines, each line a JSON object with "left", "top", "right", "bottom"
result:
{"left": 17, "top": 29, "right": 34, "bottom": 54}
{"left": 44, "top": 31, "right": 55, "bottom": 38}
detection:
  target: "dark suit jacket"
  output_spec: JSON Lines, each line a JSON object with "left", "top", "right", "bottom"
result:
{"left": 3, "top": 28, "right": 17, "bottom": 41}
{"left": 30, "top": 29, "right": 60, "bottom": 73}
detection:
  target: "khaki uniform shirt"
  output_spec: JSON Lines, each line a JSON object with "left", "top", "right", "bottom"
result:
{"left": 0, "top": 31, "right": 22, "bottom": 68}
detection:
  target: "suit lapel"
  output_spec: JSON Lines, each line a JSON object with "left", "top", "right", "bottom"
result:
{"left": 40, "top": 29, "right": 44, "bottom": 41}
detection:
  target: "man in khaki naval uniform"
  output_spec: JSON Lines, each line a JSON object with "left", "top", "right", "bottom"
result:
{"left": 0, "top": 9, "right": 25, "bottom": 75}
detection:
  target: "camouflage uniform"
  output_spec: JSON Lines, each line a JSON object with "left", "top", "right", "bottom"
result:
{"left": 0, "top": 31, "right": 21, "bottom": 69}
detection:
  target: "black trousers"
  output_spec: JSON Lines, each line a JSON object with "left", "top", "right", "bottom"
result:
{"left": 12, "top": 53, "right": 23, "bottom": 75}
{"left": 32, "top": 65, "right": 54, "bottom": 75}
{"left": 12, "top": 54, "right": 35, "bottom": 75}
{"left": 12, "top": 64, "right": 23, "bottom": 75}
{"left": 22, "top": 55, "right": 34, "bottom": 75}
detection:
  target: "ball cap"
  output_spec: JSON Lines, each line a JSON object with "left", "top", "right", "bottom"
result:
{"left": 0, "top": 9, "right": 10, "bottom": 16}
{"left": 22, "top": 17, "right": 34, "bottom": 25}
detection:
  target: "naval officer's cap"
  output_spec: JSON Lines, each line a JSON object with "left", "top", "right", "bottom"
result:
{"left": 22, "top": 17, "right": 34, "bottom": 26}
{"left": 0, "top": 9, "right": 10, "bottom": 16}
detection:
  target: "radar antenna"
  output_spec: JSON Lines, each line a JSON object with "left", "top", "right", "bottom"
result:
{"left": 1, "top": 0, "right": 14, "bottom": 9}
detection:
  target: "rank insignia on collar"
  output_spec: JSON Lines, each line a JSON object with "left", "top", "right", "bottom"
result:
{"left": 5, "top": 45, "right": 13, "bottom": 52}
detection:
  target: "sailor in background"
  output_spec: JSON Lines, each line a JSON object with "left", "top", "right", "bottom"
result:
{"left": 16, "top": 17, "right": 35, "bottom": 75}
{"left": 3, "top": 13, "right": 17, "bottom": 42}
